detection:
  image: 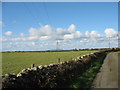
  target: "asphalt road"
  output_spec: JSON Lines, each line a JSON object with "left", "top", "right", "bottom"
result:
{"left": 91, "top": 52, "right": 118, "bottom": 88}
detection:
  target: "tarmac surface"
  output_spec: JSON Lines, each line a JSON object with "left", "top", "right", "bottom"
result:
{"left": 91, "top": 52, "right": 119, "bottom": 88}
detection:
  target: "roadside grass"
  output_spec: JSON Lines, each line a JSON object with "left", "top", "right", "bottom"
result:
{"left": 0, "top": 52, "right": 1, "bottom": 76}
{"left": 118, "top": 51, "right": 120, "bottom": 56}
{"left": 118, "top": 51, "right": 120, "bottom": 85}
{"left": 68, "top": 52, "right": 107, "bottom": 88}
{"left": 2, "top": 50, "right": 97, "bottom": 75}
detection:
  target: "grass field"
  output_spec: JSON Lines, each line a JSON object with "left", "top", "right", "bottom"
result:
{"left": 118, "top": 51, "right": 120, "bottom": 56}
{"left": 2, "top": 50, "right": 97, "bottom": 75}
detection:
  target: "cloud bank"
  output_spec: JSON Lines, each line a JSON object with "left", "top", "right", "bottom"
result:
{"left": 4, "top": 31, "right": 13, "bottom": 36}
{"left": 1, "top": 24, "right": 119, "bottom": 51}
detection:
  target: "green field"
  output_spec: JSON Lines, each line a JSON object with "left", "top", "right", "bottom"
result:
{"left": 2, "top": 50, "right": 97, "bottom": 75}
{"left": 118, "top": 51, "right": 120, "bottom": 56}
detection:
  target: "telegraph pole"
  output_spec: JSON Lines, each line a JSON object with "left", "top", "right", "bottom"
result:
{"left": 108, "top": 37, "right": 110, "bottom": 49}
{"left": 56, "top": 40, "right": 59, "bottom": 50}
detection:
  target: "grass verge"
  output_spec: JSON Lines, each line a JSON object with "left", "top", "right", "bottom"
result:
{"left": 68, "top": 53, "right": 107, "bottom": 88}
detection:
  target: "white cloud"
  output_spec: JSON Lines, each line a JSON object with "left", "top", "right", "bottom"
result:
{"left": 85, "top": 31, "right": 101, "bottom": 38}
{"left": 11, "top": 37, "right": 22, "bottom": 41}
{"left": 80, "top": 38, "right": 89, "bottom": 42}
{"left": 85, "top": 31, "right": 90, "bottom": 37}
{"left": 40, "top": 36, "right": 51, "bottom": 40}
{"left": 27, "top": 36, "right": 38, "bottom": 41}
{"left": 118, "top": 32, "right": 120, "bottom": 38}
{"left": 31, "top": 42, "right": 35, "bottom": 46}
{"left": 56, "top": 28, "right": 70, "bottom": 35}
{"left": 20, "top": 33, "right": 24, "bottom": 37}
{"left": 0, "top": 21, "right": 4, "bottom": 27}
{"left": 64, "top": 34, "right": 74, "bottom": 40}
{"left": 68, "top": 24, "right": 76, "bottom": 33}
{"left": 27, "top": 25, "right": 53, "bottom": 41}
{"left": 74, "top": 31, "right": 82, "bottom": 38}
{"left": 90, "top": 31, "right": 101, "bottom": 37}
{"left": 28, "top": 24, "right": 78, "bottom": 41}
{"left": 56, "top": 25, "right": 82, "bottom": 40}
{"left": 42, "top": 25, "right": 52, "bottom": 35}
{"left": 56, "top": 24, "right": 76, "bottom": 36}
{"left": 4, "top": 31, "right": 12, "bottom": 36}
{"left": 29, "top": 25, "right": 52, "bottom": 37}
{"left": 1, "top": 24, "right": 118, "bottom": 51}
{"left": 29, "top": 27, "right": 39, "bottom": 36}
{"left": 104, "top": 28, "right": 118, "bottom": 37}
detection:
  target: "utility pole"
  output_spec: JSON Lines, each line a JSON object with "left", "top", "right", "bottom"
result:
{"left": 108, "top": 37, "right": 110, "bottom": 49}
{"left": 56, "top": 40, "right": 59, "bottom": 50}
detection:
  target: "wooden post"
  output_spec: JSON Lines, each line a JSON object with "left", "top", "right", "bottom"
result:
{"left": 58, "top": 58, "right": 60, "bottom": 63}
{"left": 31, "top": 64, "right": 34, "bottom": 68}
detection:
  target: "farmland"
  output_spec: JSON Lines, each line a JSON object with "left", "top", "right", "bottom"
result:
{"left": 118, "top": 51, "right": 120, "bottom": 56}
{"left": 2, "top": 50, "right": 97, "bottom": 75}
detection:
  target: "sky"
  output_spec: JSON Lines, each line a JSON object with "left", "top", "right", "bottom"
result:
{"left": 1, "top": 2, "right": 119, "bottom": 51}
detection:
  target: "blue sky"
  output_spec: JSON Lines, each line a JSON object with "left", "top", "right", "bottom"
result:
{"left": 1, "top": 2, "right": 119, "bottom": 51}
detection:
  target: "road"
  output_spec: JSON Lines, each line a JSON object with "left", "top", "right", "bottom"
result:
{"left": 91, "top": 52, "right": 119, "bottom": 88}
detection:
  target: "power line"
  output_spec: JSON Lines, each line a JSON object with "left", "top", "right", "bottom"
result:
{"left": 43, "top": 1, "right": 52, "bottom": 26}
{"left": 23, "top": 2, "right": 49, "bottom": 26}
{"left": 23, "top": 2, "right": 53, "bottom": 27}
{"left": 23, "top": 3, "right": 40, "bottom": 24}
